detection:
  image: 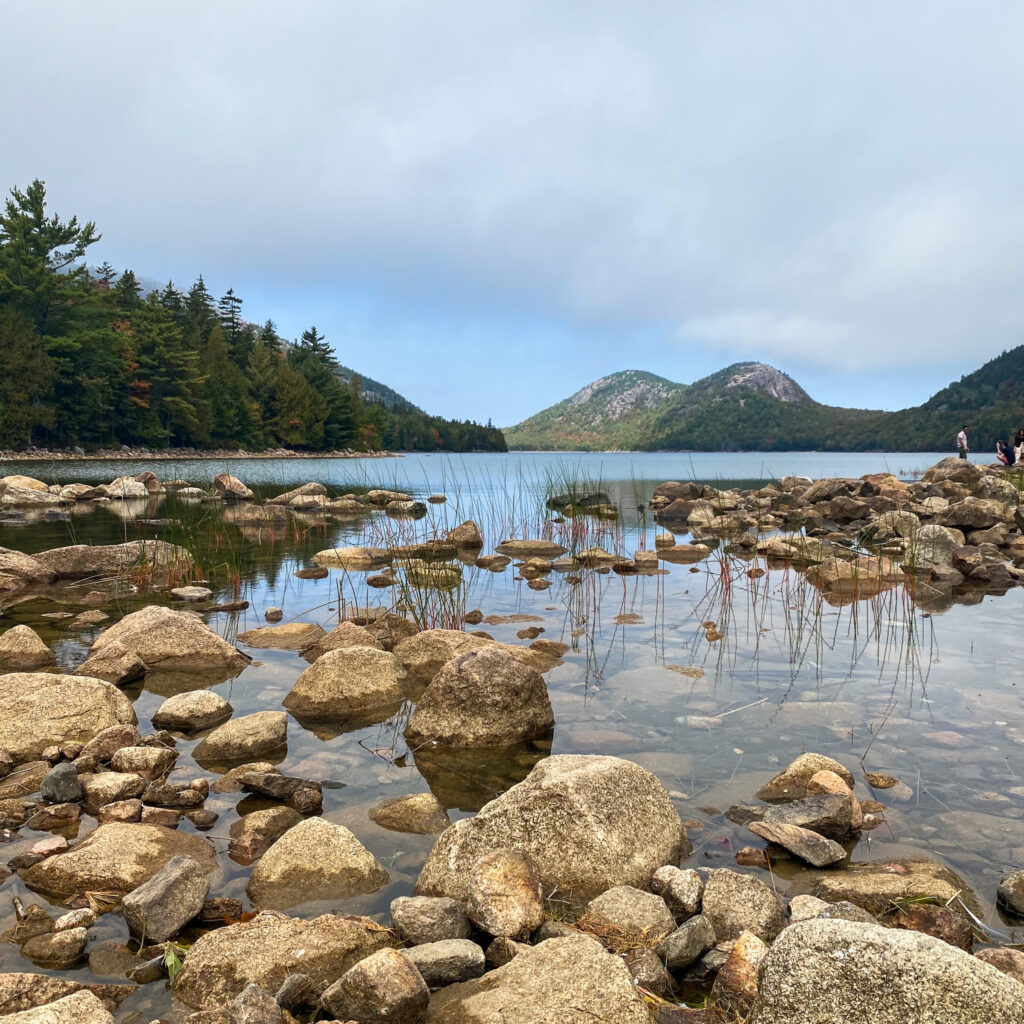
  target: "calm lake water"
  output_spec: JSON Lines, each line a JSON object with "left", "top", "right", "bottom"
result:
{"left": 0, "top": 450, "right": 1020, "bottom": 1019}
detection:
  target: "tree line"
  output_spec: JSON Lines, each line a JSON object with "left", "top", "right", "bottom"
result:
{"left": 0, "top": 180, "right": 506, "bottom": 454}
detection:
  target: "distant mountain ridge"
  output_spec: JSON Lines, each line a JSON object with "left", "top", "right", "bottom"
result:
{"left": 506, "top": 351, "right": 1024, "bottom": 453}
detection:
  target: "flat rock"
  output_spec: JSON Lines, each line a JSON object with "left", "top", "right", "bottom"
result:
{"left": 32, "top": 541, "right": 192, "bottom": 580}
{"left": 19, "top": 822, "right": 216, "bottom": 897}
{"left": 1, "top": 991, "right": 114, "bottom": 1023}
{"left": 237, "top": 622, "right": 325, "bottom": 650}
{"left": 0, "top": 973, "right": 134, "bottom": 1015}
{"left": 749, "top": 821, "right": 847, "bottom": 866}
{"left": 370, "top": 793, "right": 451, "bottom": 835}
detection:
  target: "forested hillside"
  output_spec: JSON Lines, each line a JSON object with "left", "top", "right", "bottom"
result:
{"left": 0, "top": 180, "right": 505, "bottom": 453}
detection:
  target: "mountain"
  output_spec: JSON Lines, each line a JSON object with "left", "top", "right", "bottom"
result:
{"left": 506, "top": 350, "right": 1024, "bottom": 452}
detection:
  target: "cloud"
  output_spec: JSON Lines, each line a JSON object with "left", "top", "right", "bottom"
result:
{"left": 2, "top": 1, "right": 1023, "bottom": 423}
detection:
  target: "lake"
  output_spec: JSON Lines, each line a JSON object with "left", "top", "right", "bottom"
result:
{"left": 0, "top": 449, "right": 1020, "bottom": 1019}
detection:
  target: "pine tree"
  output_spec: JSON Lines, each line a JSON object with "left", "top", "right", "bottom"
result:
{"left": 259, "top": 318, "right": 281, "bottom": 353}
{"left": 94, "top": 261, "right": 117, "bottom": 291}
{"left": 185, "top": 276, "right": 216, "bottom": 336}
{"left": 0, "top": 307, "right": 55, "bottom": 446}
{"left": 115, "top": 270, "right": 142, "bottom": 308}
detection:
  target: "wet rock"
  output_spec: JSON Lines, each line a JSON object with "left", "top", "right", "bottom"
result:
{"left": 193, "top": 711, "right": 287, "bottom": 768}
{"left": 32, "top": 541, "right": 192, "bottom": 580}
{"left": 321, "top": 946, "right": 428, "bottom": 1022}
{"left": 403, "top": 939, "right": 486, "bottom": 987}
{"left": 975, "top": 947, "right": 1024, "bottom": 984}
{"left": 495, "top": 538, "right": 569, "bottom": 558}
{"left": 623, "top": 946, "right": 674, "bottom": 997}
{"left": 25, "top": 803, "right": 79, "bottom": 831}
{"left": 404, "top": 646, "right": 554, "bottom": 748}
{"left": 651, "top": 865, "right": 703, "bottom": 920}
{"left": 0, "top": 973, "right": 133, "bottom": 1015}
{"left": 264, "top": 606, "right": 283, "bottom": 622}
{"left": 174, "top": 912, "right": 397, "bottom": 1010}
{"left": 447, "top": 520, "right": 484, "bottom": 548}
{"left": 749, "top": 821, "right": 847, "bottom": 866}
{"left": 0, "top": 626, "right": 55, "bottom": 671}
{"left": 815, "top": 900, "right": 876, "bottom": 924}
{"left": 142, "top": 779, "right": 205, "bottom": 808}
{"left": 657, "top": 915, "right": 716, "bottom": 969}
{"left": 997, "top": 869, "right": 1024, "bottom": 915}
{"left": 39, "top": 763, "right": 82, "bottom": 805}
{"left": 20, "top": 928, "right": 87, "bottom": 969}
{"left": 582, "top": 885, "right": 676, "bottom": 942}
{"left": 236, "top": 769, "right": 322, "bottom": 812}
{"left": 711, "top": 929, "right": 767, "bottom": 1016}
{"left": 229, "top": 806, "right": 303, "bottom": 863}
{"left": 1, "top": 990, "right": 114, "bottom": 1023}
{"left": 0, "top": 673, "right": 136, "bottom": 764}
{"left": 423, "top": 934, "right": 653, "bottom": 1024}
{"left": 466, "top": 849, "right": 544, "bottom": 939}
{"left": 812, "top": 859, "right": 976, "bottom": 917}
{"left": 110, "top": 745, "right": 176, "bottom": 780}
{"left": 19, "top": 822, "right": 216, "bottom": 897}
{"left": 72, "top": 641, "right": 146, "bottom": 686}
{"left": 370, "top": 793, "right": 450, "bottom": 835}
{"left": 415, "top": 755, "right": 690, "bottom": 905}
{"left": 755, "top": 753, "right": 854, "bottom": 801}
{"left": 151, "top": 690, "right": 234, "bottom": 732}
{"left": 299, "top": 620, "right": 382, "bottom": 662}
{"left": 701, "top": 869, "right": 787, "bottom": 942}
{"left": 391, "top": 896, "right": 471, "bottom": 945}
{"left": 475, "top": 554, "right": 511, "bottom": 571}
{"left": 284, "top": 646, "right": 406, "bottom": 718}
{"left": 89, "top": 605, "right": 249, "bottom": 673}
{"left": 747, "top": 918, "right": 1024, "bottom": 1024}
{"left": 170, "top": 585, "right": 213, "bottom": 602}
{"left": 212, "top": 473, "right": 254, "bottom": 500}
{"left": 247, "top": 816, "right": 389, "bottom": 910}
{"left": 237, "top": 622, "right": 325, "bottom": 650}
{"left": 889, "top": 903, "right": 973, "bottom": 950}
{"left": 121, "top": 854, "right": 210, "bottom": 941}
{"left": 762, "top": 793, "right": 857, "bottom": 840}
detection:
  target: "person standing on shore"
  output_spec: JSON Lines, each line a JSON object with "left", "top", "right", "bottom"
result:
{"left": 957, "top": 425, "right": 969, "bottom": 459}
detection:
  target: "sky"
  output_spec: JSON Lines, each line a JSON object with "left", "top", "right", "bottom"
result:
{"left": 3, "top": 2, "right": 1022, "bottom": 426}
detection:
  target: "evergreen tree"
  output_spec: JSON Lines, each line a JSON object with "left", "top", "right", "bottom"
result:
{"left": 94, "top": 261, "right": 117, "bottom": 291}
{"left": 0, "top": 307, "right": 55, "bottom": 446}
{"left": 259, "top": 318, "right": 281, "bottom": 352}
{"left": 185, "top": 275, "right": 216, "bottom": 335}
{"left": 115, "top": 269, "right": 142, "bottom": 308}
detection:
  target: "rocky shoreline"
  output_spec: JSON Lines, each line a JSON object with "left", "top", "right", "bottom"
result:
{"left": 0, "top": 447, "right": 399, "bottom": 463}
{"left": 0, "top": 461, "right": 1023, "bottom": 1022}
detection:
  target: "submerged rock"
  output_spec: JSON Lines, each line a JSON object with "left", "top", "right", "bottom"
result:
{"left": 370, "top": 793, "right": 451, "bottom": 835}
{"left": 747, "top": 918, "right": 1024, "bottom": 1024}
{"left": 415, "top": 754, "right": 690, "bottom": 904}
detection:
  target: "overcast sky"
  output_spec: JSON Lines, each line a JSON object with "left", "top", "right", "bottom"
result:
{"left": 3, "top": 2, "right": 1021, "bottom": 425}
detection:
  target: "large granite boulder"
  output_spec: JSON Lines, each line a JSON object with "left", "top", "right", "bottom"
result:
{"left": 747, "top": 918, "right": 1024, "bottom": 1024}
{"left": 0, "top": 673, "right": 136, "bottom": 763}
{"left": 415, "top": 754, "right": 689, "bottom": 904}
{"left": 89, "top": 605, "right": 249, "bottom": 673}
{"left": 31, "top": 541, "right": 193, "bottom": 580}
{"left": 394, "top": 629, "right": 494, "bottom": 686}
{"left": 193, "top": 711, "right": 287, "bottom": 768}
{"left": 0, "top": 626, "right": 55, "bottom": 671}
{"left": 0, "top": 547, "right": 56, "bottom": 594}
{"left": 173, "top": 912, "right": 396, "bottom": 1010}
{"left": 283, "top": 646, "right": 406, "bottom": 719}
{"left": 423, "top": 934, "right": 653, "bottom": 1023}
{"left": 404, "top": 646, "right": 554, "bottom": 748}
{"left": 20, "top": 823, "right": 216, "bottom": 898}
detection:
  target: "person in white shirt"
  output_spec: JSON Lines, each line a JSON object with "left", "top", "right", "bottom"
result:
{"left": 957, "top": 425, "right": 969, "bottom": 459}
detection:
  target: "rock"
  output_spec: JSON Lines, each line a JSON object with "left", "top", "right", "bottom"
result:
{"left": 151, "top": 690, "right": 233, "bottom": 732}
{"left": 889, "top": 903, "right": 973, "bottom": 950}
{"left": 415, "top": 755, "right": 690, "bottom": 905}
{"left": 391, "top": 896, "right": 471, "bottom": 945}
{"left": 0, "top": 673, "right": 136, "bottom": 763}
{"left": 80, "top": 772, "right": 148, "bottom": 812}
{"left": 20, "top": 928, "right": 87, "bottom": 969}
{"left": 623, "top": 946, "right": 674, "bottom": 997}
{"left": 237, "top": 622, "right": 325, "bottom": 650}
{"left": 394, "top": 629, "right": 493, "bottom": 686}
{"left": 212, "top": 473, "right": 254, "bottom": 500}
{"left": 121, "top": 854, "right": 210, "bottom": 941}
{"left": 264, "top": 606, "right": 283, "bottom": 622}
{"left": 110, "top": 745, "right": 176, "bottom": 780}
{"left": 40, "top": 763, "right": 82, "bottom": 804}
{"left": 229, "top": 806, "right": 303, "bottom": 862}
{"left": 78, "top": 724, "right": 143, "bottom": 763}
{"left": 789, "top": 894, "right": 829, "bottom": 921}
{"left": 711, "top": 929, "right": 767, "bottom": 1016}
{"left": 582, "top": 885, "right": 675, "bottom": 942}
{"left": 72, "top": 642, "right": 146, "bottom": 686}
{"left": 475, "top": 554, "right": 510, "bottom": 571}
{"left": 32, "top": 541, "right": 193, "bottom": 580}
{"left": 756, "top": 753, "right": 855, "bottom": 802}
{"left": 370, "top": 793, "right": 451, "bottom": 835}
{"left": 174, "top": 912, "right": 396, "bottom": 1010}
{"left": 403, "top": 940, "right": 486, "bottom": 987}
{"left": 236, "top": 770, "right": 321, "bottom": 811}
{"left": 193, "top": 711, "right": 287, "bottom": 768}
{"left": 313, "top": 545, "right": 393, "bottom": 569}
{"left": 701, "top": 869, "right": 787, "bottom": 942}
{"left": 761, "top": 793, "right": 857, "bottom": 840}
{"left": 0, "top": 974, "right": 132, "bottom": 1015}
{"left": 466, "top": 849, "right": 544, "bottom": 939}
{"left": 975, "top": 947, "right": 1024, "bottom": 984}
{"left": 651, "top": 866, "right": 703, "bottom": 920}
{"left": 749, "top": 821, "right": 847, "bottom": 866}
{"left": 52, "top": 908, "right": 96, "bottom": 932}
{"left": 89, "top": 605, "right": 249, "bottom": 673}
{"left": 268, "top": 482, "right": 327, "bottom": 504}
{"left": 26, "top": 803, "right": 79, "bottom": 830}
{"left": 997, "top": 869, "right": 1024, "bottom": 915}
{"left": 423, "top": 934, "right": 654, "bottom": 1024}
{"left": 811, "top": 859, "right": 975, "bottom": 917}
{"left": 19, "top": 822, "right": 216, "bottom": 897}
{"left": 283, "top": 646, "right": 406, "bottom": 719}
{"left": 300, "top": 620, "right": 382, "bottom": 662}
{"left": 171, "top": 585, "right": 213, "bottom": 602}
{"left": 97, "top": 476, "right": 148, "bottom": 500}
{"left": 0, "top": 991, "right": 114, "bottom": 1023}
{"left": 657, "top": 915, "right": 716, "bottom": 969}
{"left": 0, "top": 547, "right": 56, "bottom": 594}
{"left": 230, "top": 982, "right": 282, "bottom": 1023}
{"left": 274, "top": 972, "right": 313, "bottom": 1011}
{"left": 247, "top": 817, "right": 389, "bottom": 910}
{"left": 321, "top": 947, "right": 428, "bottom": 1023}
{"left": 447, "top": 521, "right": 484, "bottom": 548}
{"left": 746, "top": 918, "right": 1024, "bottom": 1024}
{"left": 404, "top": 646, "right": 554, "bottom": 748}
{"left": 0, "top": 626, "right": 55, "bottom": 671}
{"left": 0, "top": 474, "right": 48, "bottom": 492}
{"left": 0, "top": 486, "right": 63, "bottom": 508}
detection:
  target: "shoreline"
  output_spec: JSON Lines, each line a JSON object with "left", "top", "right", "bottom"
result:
{"left": 0, "top": 448, "right": 402, "bottom": 462}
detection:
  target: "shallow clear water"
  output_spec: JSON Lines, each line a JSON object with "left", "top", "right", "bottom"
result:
{"left": 0, "top": 451, "right": 1020, "bottom": 1020}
